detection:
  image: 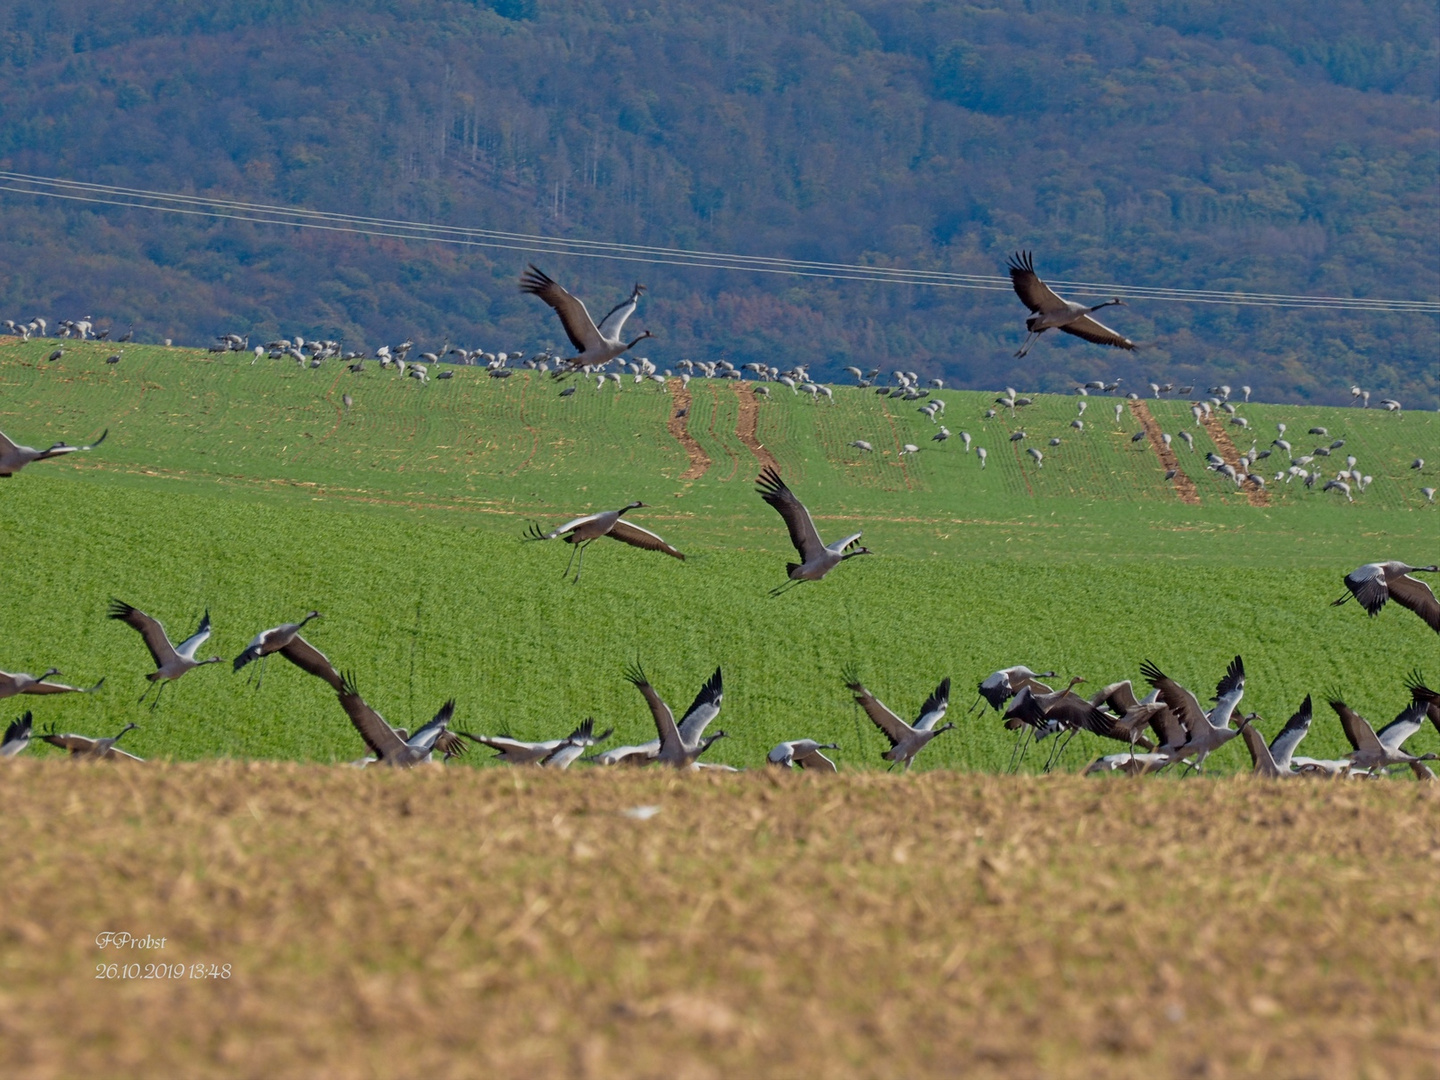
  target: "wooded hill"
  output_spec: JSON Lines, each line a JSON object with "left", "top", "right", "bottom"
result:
{"left": 0, "top": 0, "right": 1435, "bottom": 403}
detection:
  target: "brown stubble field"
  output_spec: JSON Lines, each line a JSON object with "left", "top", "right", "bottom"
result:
{"left": 2, "top": 764, "right": 1437, "bottom": 1079}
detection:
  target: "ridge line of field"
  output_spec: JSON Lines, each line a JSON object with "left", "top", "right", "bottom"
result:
{"left": 1130, "top": 400, "right": 1200, "bottom": 505}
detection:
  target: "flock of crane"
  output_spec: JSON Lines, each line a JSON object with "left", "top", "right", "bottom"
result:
{"left": 3, "top": 254, "right": 1436, "bottom": 776}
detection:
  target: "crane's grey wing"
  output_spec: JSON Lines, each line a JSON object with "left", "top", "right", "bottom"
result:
{"left": 624, "top": 663, "right": 681, "bottom": 753}
{"left": 847, "top": 681, "right": 910, "bottom": 748}
{"left": 107, "top": 599, "right": 177, "bottom": 668}
{"left": 1329, "top": 699, "right": 1381, "bottom": 754}
{"left": 1342, "top": 564, "right": 1388, "bottom": 614}
{"left": 1140, "top": 661, "right": 1208, "bottom": 735}
{"left": 1268, "top": 695, "right": 1312, "bottom": 769}
{"left": 519, "top": 266, "right": 603, "bottom": 353}
{"left": 795, "top": 748, "right": 838, "bottom": 772}
{"left": 174, "top": 610, "right": 213, "bottom": 661}
{"left": 26, "top": 677, "right": 95, "bottom": 695}
{"left": 407, "top": 699, "right": 457, "bottom": 754}
{"left": 337, "top": 675, "right": 409, "bottom": 760}
{"left": 1240, "top": 723, "right": 1277, "bottom": 773}
{"left": 0, "top": 430, "right": 18, "bottom": 456}
{"left": 1, "top": 711, "right": 33, "bottom": 756}
{"left": 41, "top": 731, "right": 97, "bottom": 754}
{"left": 278, "top": 635, "right": 345, "bottom": 691}
{"left": 756, "top": 467, "right": 825, "bottom": 562}
{"left": 1058, "top": 315, "right": 1134, "bottom": 350}
{"left": 607, "top": 520, "right": 685, "bottom": 560}
{"left": 677, "top": 667, "right": 723, "bottom": 743}
{"left": 35, "top": 428, "right": 107, "bottom": 460}
{"left": 596, "top": 287, "right": 641, "bottom": 339}
{"left": 1387, "top": 573, "right": 1440, "bottom": 632}
{"left": 913, "top": 676, "right": 950, "bottom": 731}
{"left": 1376, "top": 699, "right": 1426, "bottom": 752}
{"left": 1007, "top": 251, "right": 1069, "bottom": 315}
{"left": 1090, "top": 680, "right": 1139, "bottom": 713}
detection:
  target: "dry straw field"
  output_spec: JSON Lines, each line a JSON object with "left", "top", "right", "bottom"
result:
{"left": 3, "top": 763, "right": 1438, "bottom": 1079}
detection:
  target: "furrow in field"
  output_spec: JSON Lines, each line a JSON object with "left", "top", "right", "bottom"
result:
{"left": 1129, "top": 400, "right": 1200, "bottom": 505}
{"left": 1201, "top": 412, "right": 1270, "bottom": 506}
{"left": 667, "top": 380, "right": 710, "bottom": 481}
{"left": 733, "top": 383, "right": 778, "bottom": 475}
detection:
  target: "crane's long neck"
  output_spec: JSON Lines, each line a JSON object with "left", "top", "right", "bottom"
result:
{"left": 1089, "top": 299, "right": 1122, "bottom": 312}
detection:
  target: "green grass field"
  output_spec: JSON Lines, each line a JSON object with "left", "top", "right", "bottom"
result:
{"left": 2, "top": 338, "right": 1436, "bottom": 771}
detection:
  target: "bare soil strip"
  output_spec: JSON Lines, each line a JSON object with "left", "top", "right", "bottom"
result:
{"left": 667, "top": 381, "right": 710, "bottom": 480}
{"left": 1200, "top": 411, "right": 1270, "bottom": 506}
{"left": 733, "top": 383, "right": 778, "bottom": 476}
{"left": 1128, "top": 400, "right": 1200, "bottom": 505}
{"left": 2, "top": 765, "right": 1436, "bottom": 1079}
{"left": 707, "top": 386, "right": 740, "bottom": 482}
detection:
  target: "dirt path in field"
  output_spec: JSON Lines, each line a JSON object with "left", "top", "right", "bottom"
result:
{"left": 1200, "top": 411, "right": 1270, "bottom": 506}
{"left": 1128, "top": 401, "right": 1200, "bottom": 505}
{"left": 706, "top": 386, "right": 741, "bottom": 481}
{"left": 667, "top": 381, "right": 710, "bottom": 481}
{"left": 733, "top": 383, "right": 779, "bottom": 477}
{"left": 514, "top": 374, "right": 541, "bottom": 474}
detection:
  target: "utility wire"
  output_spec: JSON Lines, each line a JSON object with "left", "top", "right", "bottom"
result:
{"left": 2, "top": 170, "right": 1436, "bottom": 314}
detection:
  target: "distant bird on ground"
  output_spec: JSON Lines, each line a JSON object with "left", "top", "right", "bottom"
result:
{"left": 107, "top": 600, "right": 221, "bottom": 709}
{"left": 1007, "top": 251, "right": 1134, "bottom": 359}
{"left": 523, "top": 502, "right": 683, "bottom": 583}
{"left": 0, "top": 427, "right": 107, "bottom": 477}
{"left": 899, "top": 443, "right": 920, "bottom": 456}
{"left": 1411, "top": 458, "right": 1424, "bottom": 470}
{"left": 756, "top": 467, "right": 870, "bottom": 596}
{"left": 232, "top": 611, "right": 325, "bottom": 688}
{"left": 1010, "top": 430, "right": 1025, "bottom": 442}
{"left": 1423, "top": 488, "right": 1436, "bottom": 504}
{"left": 1027, "top": 447, "right": 1043, "bottom": 467}
{"left": 1, "top": 711, "right": 33, "bottom": 757}
{"left": 105, "top": 351, "right": 122, "bottom": 365}
{"left": 1334, "top": 562, "right": 1439, "bottom": 632}
{"left": 461, "top": 717, "right": 611, "bottom": 767}
{"left": 336, "top": 674, "right": 463, "bottom": 767}
{"left": 519, "top": 265, "right": 651, "bottom": 370}
{"left": 845, "top": 669, "right": 953, "bottom": 771}
{"left": 559, "top": 386, "right": 576, "bottom": 397}
{"left": 767, "top": 739, "right": 840, "bottom": 772}
{"left": 848, "top": 440, "right": 873, "bottom": 452}
{"left": 976, "top": 447, "right": 987, "bottom": 468}
{"left": 46, "top": 347, "right": 63, "bottom": 362}
{"left": 623, "top": 662, "right": 727, "bottom": 768}
{"left": 1131, "top": 430, "right": 1147, "bottom": 445}
{"left": 342, "top": 393, "right": 352, "bottom": 410}
{"left": 41, "top": 722, "right": 142, "bottom": 761}
{"left": 0, "top": 668, "right": 104, "bottom": 700}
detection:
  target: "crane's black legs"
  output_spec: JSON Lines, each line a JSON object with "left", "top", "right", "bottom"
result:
{"left": 148, "top": 680, "right": 169, "bottom": 712}
{"left": 768, "top": 578, "right": 804, "bottom": 599}
{"left": 1043, "top": 727, "right": 1079, "bottom": 773}
{"left": 1007, "top": 726, "right": 1033, "bottom": 773}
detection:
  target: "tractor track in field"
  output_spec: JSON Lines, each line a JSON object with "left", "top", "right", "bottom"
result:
{"left": 734, "top": 384, "right": 779, "bottom": 477}
{"left": 1200, "top": 412, "right": 1270, "bottom": 506}
{"left": 1129, "top": 401, "right": 1200, "bottom": 505}
{"left": 707, "top": 386, "right": 740, "bottom": 482}
{"left": 667, "top": 381, "right": 710, "bottom": 481}
{"left": 513, "top": 375, "right": 541, "bottom": 474}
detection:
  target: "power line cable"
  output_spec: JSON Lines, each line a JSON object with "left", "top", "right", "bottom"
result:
{"left": 1, "top": 171, "right": 1436, "bottom": 314}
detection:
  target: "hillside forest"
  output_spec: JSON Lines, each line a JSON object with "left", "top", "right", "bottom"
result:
{"left": 0, "top": 0, "right": 1436, "bottom": 403}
